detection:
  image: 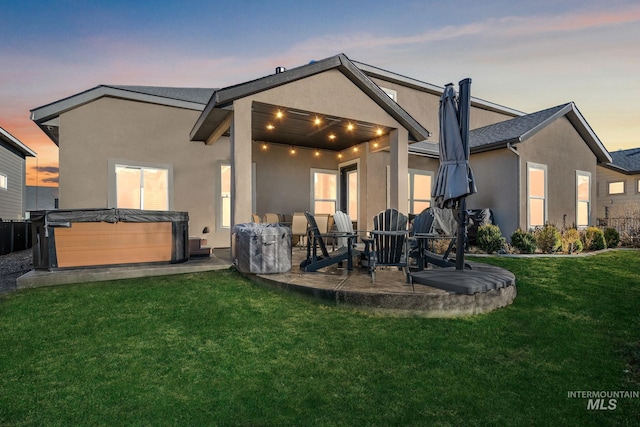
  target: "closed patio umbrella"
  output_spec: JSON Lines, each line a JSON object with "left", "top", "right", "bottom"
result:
{"left": 431, "top": 78, "right": 476, "bottom": 270}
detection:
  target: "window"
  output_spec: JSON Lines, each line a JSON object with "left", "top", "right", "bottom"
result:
{"left": 576, "top": 171, "right": 591, "bottom": 228}
{"left": 311, "top": 169, "right": 338, "bottom": 214}
{"left": 408, "top": 170, "right": 433, "bottom": 214}
{"left": 608, "top": 181, "right": 625, "bottom": 195}
{"left": 380, "top": 87, "right": 397, "bottom": 101}
{"left": 115, "top": 165, "right": 169, "bottom": 210}
{"left": 220, "top": 164, "right": 231, "bottom": 228}
{"left": 527, "top": 163, "right": 547, "bottom": 229}
{"left": 0, "top": 173, "right": 6, "bottom": 190}
{"left": 347, "top": 169, "right": 358, "bottom": 219}
{"left": 637, "top": 179, "right": 640, "bottom": 194}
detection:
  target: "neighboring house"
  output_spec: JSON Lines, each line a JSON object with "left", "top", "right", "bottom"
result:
{"left": 26, "top": 185, "right": 59, "bottom": 211}
{"left": 596, "top": 147, "right": 640, "bottom": 219}
{"left": 30, "top": 53, "right": 611, "bottom": 246}
{"left": 0, "top": 126, "right": 36, "bottom": 220}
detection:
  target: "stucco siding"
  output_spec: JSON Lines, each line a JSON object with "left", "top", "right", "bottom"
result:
{"left": 368, "top": 77, "right": 516, "bottom": 143}
{"left": 467, "top": 149, "right": 520, "bottom": 238}
{"left": 59, "top": 97, "right": 231, "bottom": 247}
{"left": 596, "top": 166, "right": 640, "bottom": 217}
{"left": 517, "top": 117, "right": 598, "bottom": 230}
{"left": 0, "top": 141, "right": 27, "bottom": 220}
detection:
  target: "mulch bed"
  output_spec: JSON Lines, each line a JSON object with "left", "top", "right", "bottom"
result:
{"left": 0, "top": 250, "right": 33, "bottom": 294}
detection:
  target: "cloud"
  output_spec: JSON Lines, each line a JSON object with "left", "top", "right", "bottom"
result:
{"left": 287, "top": 3, "right": 640, "bottom": 55}
{"left": 32, "top": 166, "right": 59, "bottom": 175}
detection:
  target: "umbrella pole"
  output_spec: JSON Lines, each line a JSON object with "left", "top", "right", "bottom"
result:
{"left": 455, "top": 198, "right": 466, "bottom": 270}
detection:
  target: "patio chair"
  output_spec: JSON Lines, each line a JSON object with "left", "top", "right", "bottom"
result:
{"left": 409, "top": 208, "right": 459, "bottom": 270}
{"left": 264, "top": 213, "right": 280, "bottom": 224}
{"left": 364, "top": 208, "right": 410, "bottom": 284}
{"left": 252, "top": 214, "right": 261, "bottom": 223}
{"left": 291, "top": 211, "right": 308, "bottom": 249}
{"left": 300, "top": 211, "right": 358, "bottom": 272}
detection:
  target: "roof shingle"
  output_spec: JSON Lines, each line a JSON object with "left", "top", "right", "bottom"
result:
{"left": 609, "top": 148, "right": 640, "bottom": 173}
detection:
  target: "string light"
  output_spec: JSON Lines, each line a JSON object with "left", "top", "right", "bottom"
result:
{"left": 261, "top": 143, "right": 268, "bottom": 150}
{"left": 314, "top": 149, "right": 320, "bottom": 157}
{"left": 328, "top": 134, "right": 336, "bottom": 140}
{"left": 376, "top": 128, "right": 383, "bottom": 136}
{"left": 353, "top": 145, "right": 359, "bottom": 153}
{"left": 276, "top": 110, "right": 283, "bottom": 119}
{"left": 266, "top": 124, "right": 275, "bottom": 130}
{"left": 314, "top": 116, "right": 321, "bottom": 125}
{"left": 347, "top": 123, "right": 354, "bottom": 131}
{"left": 290, "top": 146, "right": 296, "bottom": 155}
{"left": 373, "top": 142, "right": 379, "bottom": 149}
{"left": 337, "top": 152, "right": 343, "bottom": 159}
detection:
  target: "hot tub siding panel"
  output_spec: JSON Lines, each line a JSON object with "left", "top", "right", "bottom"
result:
{"left": 54, "top": 222, "right": 173, "bottom": 267}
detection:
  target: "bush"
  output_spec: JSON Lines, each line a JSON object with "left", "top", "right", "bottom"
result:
{"left": 477, "top": 224, "right": 506, "bottom": 254}
{"left": 582, "top": 226, "right": 606, "bottom": 251}
{"left": 534, "top": 224, "right": 562, "bottom": 253}
{"left": 510, "top": 229, "right": 537, "bottom": 254}
{"left": 561, "top": 228, "right": 583, "bottom": 254}
{"left": 603, "top": 227, "right": 620, "bottom": 248}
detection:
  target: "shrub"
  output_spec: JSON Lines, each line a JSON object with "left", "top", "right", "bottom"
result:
{"left": 477, "top": 224, "right": 506, "bottom": 254}
{"left": 561, "top": 228, "right": 583, "bottom": 254}
{"left": 510, "top": 229, "right": 536, "bottom": 254}
{"left": 534, "top": 224, "right": 562, "bottom": 253}
{"left": 582, "top": 226, "right": 606, "bottom": 251}
{"left": 603, "top": 227, "right": 620, "bottom": 248}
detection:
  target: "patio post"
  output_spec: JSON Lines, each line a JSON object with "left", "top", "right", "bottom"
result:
{"left": 230, "top": 98, "right": 253, "bottom": 228}
{"left": 389, "top": 128, "right": 409, "bottom": 215}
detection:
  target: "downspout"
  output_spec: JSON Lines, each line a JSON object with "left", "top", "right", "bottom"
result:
{"left": 507, "top": 142, "right": 521, "bottom": 235}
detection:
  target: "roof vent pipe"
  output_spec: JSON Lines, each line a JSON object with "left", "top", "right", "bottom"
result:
{"left": 275, "top": 66, "right": 286, "bottom": 74}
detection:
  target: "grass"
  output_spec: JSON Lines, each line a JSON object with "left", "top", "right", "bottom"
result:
{"left": 0, "top": 251, "right": 639, "bottom": 426}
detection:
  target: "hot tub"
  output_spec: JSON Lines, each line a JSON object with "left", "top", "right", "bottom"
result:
{"left": 30, "top": 209, "right": 189, "bottom": 270}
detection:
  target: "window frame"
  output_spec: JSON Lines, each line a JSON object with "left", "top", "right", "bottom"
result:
{"left": 107, "top": 159, "right": 173, "bottom": 210}
{"left": 527, "top": 162, "right": 547, "bottom": 230}
{"left": 408, "top": 169, "right": 434, "bottom": 214}
{"left": 380, "top": 87, "right": 398, "bottom": 101}
{"left": 575, "top": 170, "right": 591, "bottom": 229}
{"left": 607, "top": 180, "right": 626, "bottom": 195}
{"left": 339, "top": 159, "right": 360, "bottom": 220}
{"left": 636, "top": 179, "right": 640, "bottom": 194}
{"left": 215, "top": 161, "right": 256, "bottom": 230}
{"left": 310, "top": 168, "right": 339, "bottom": 215}
{"left": 0, "top": 173, "right": 7, "bottom": 190}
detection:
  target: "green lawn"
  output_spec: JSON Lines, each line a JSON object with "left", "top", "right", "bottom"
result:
{"left": 1, "top": 251, "right": 639, "bottom": 426}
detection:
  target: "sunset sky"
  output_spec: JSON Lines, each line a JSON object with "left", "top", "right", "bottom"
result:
{"left": 2, "top": 0, "right": 639, "bottom": 187}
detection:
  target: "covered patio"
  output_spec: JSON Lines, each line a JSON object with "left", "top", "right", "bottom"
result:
{"left": 190, "top": 54, "right": 433, "bottom": 233}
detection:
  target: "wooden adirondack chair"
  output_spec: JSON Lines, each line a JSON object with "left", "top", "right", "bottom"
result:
{"left": 409, "top": 208, "right": 471, "bottom": 271}
{"left": 364, "top": 208, "right": 410, "bottom": 284}
{"left": 299, "top": 211, "right": 358, "bottom": 272}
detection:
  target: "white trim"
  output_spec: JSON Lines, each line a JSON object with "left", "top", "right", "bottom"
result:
{"left": 575, "top": 170, "right": 591, "bottom": 228}
{"left": 607, "top": 180, "right": 625, "bottom": 195}
{"left": 339, "top": 158, "right": 360, "bottom": 220}
{"left": 0, "top": 173, "right": 7, "bottom": 190}
{"left": 310, "top": 168, "right": 339, "bottom": 214}
{"left": 527, "top": 162, "right": 547, "bottom": 230}
{"left": 380, "top": 87, "right": 397, "bottom": 101}
{"left": 408, "top": 169, "right": 434, "bottom": 214}
{"left": 107, "top": 159, "right": 173, "bottom": 210}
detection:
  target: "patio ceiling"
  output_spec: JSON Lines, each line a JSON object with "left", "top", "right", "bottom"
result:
{"left": 251, "top": 102, "right": 390, "bottom": 152}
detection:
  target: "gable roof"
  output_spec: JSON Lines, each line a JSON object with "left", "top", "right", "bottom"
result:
{"left": 0, "top": 126, "right": 36, "bottom": 157}
{"left": 31, "top": 85, "right": 215, "bottom": 145}
{"left": 469, "top": 102, "right": 612, "bottom": 163}
{"left": 353, "top": 60, "right": 524, "bottom": 118}
{"left": 603, "top": 147, "right": 640, "bottom": 174}
{"left": 190, "top": 53, "right": 431, "bottom": 143}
